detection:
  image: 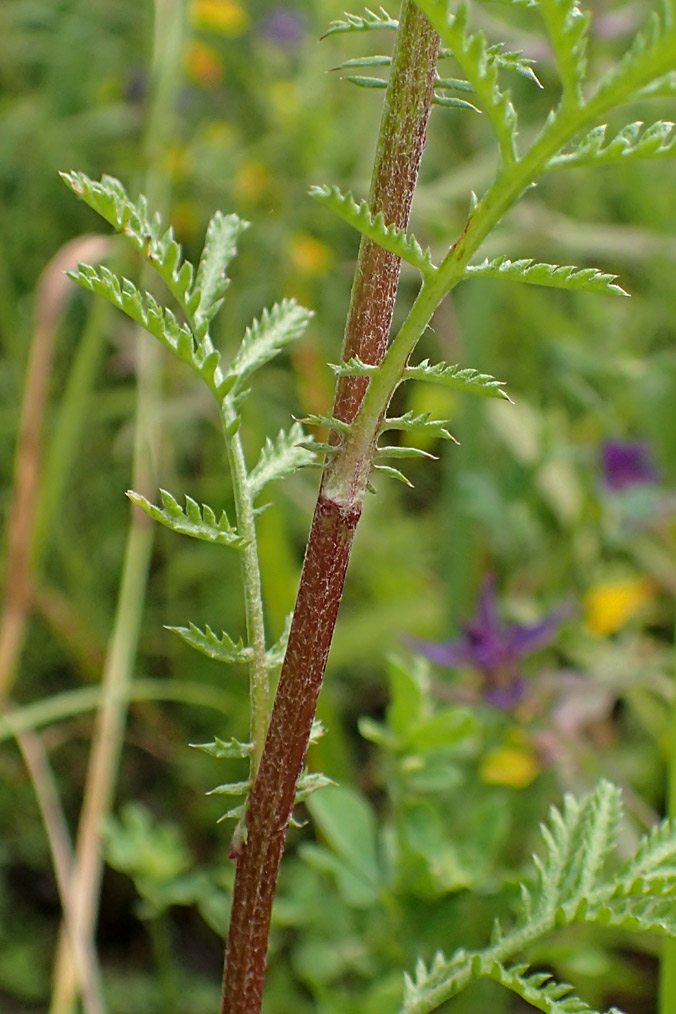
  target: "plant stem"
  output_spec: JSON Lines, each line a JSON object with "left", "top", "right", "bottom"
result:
{"left": 220, "top": 6, "right": 440, "bottom": 1013}
{"left": 220, "top": 398, "right": 270, "bottom": 777}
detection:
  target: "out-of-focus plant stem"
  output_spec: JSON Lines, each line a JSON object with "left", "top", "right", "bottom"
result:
{"left": 220, "top": 5, "right": 440, "bottom": 1013}
{"left": 49, "top": 2, "right": 186, "bottom": 1010}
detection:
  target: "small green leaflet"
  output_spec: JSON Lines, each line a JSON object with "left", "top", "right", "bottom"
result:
{"left": 321, "top": 6, "right": 398, "bottom": 37}
{"left": 166, "top": 622, "right": 252, "bottom": 664}
{"left": 191, "top": 737, "right": 253, "bottom": 760}
{"left": 381, "top": 410, "right": 457, "bottom": 442}
{"left": 68, "top": 264, "right": 226, "bottom": 394}
{"left": 309, "top": 185, "right": 436, "bottom": 276}
{"left": 247, "top": 423, "right": 316, "bottom": 500}
{"left": 127, "top": 489, "right": 246, "bottom": 548}
{"left": 464, "top": 256, "right": 629, "bottom": 296}
{"left": 225, "top": 300, "right": 313, "bottom": 392}
{"left": 548, "top": 120, "right": 676, "bottom": 170}
{"left": 404, "top": 359, "right": 512, "bottom": 401}
{"left": 193, "top": 210, "right": 250, "bottom": 335}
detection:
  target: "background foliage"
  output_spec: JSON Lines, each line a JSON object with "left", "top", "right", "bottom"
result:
{"left": 1, "top": 0, "right": 675, "bottom": 1011}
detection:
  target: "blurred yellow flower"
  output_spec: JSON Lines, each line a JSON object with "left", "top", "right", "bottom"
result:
{"left": 200, "top": 121, "right": 237, "bottom": 150}
{"left": 170, "top": 200, "right": 200, "bottom": 242}
{"left": 185, "top": 40, "right": 223, "bottom": 87}
{"left": 190, "top": 0, "right": 248, "bottom": 35}
{"left": 584, "top": 577, "right": 655, "bottom": 635}
{"left": 480, "top": 744, "right": 539, "bottom": 788}
{"left": 288, "top": 233, "right": 333, "bottom": 276}
{"left": 164, "top": 144, "right": 191, "bottom": 182}
{"left": 234, "top": 161, "right": 271, "bottom": 202}
{"left": 270, "top": 81, "right": 300, "bottom": 122}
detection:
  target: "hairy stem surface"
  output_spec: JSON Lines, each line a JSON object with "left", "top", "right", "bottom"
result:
{"left": 221, "top": 5, "right": 440, "bottom": 1012}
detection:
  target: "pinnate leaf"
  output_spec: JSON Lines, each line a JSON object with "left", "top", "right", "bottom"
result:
{"left": 194, "top": 211, "right": 250, "bottom": 334}
{"left": 62, "top": 171, "right": 242, "bottom": 332}
{"left": 127, "top": 489, "right": 245, "bottom": 548}
{"left": 321, "top": 6, "right": 398, "bottom": 37}
{"left": 68, "top": 264, "right": 226, "bottom": 393}
{"left": 226, "top": 300, "right": 312, "bottom": 392}
{"left": 381, "top": 410, "right": 457, "bottom": 442}
{"left": 166, "top": 622, "right": 252, "bottom": 664}
{"left": 548, "top": 120, "right": 676, "bottom": 170}
{"left": 465, "top": 256, "right": 628, "bottom": 296}
{"left": 537, "top": 0, "right": 590, "bottom": 100}
{"left": 404, "top": 359, "right": 512, "bottom": 401}
{"left": 487, "top": 962, "right": 612, "bottom": 1014}
{"left": 310, "top": 185, "right": 436, "bottom": 275}
{"left": 247, "top": 423, "right": 316, "bottom": 500}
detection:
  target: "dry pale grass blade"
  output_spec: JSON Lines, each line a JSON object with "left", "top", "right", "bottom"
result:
{"left": 0, "top": 234, "right": 110, "bottom": 706}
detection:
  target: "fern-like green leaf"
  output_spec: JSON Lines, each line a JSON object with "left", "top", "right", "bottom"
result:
{"left": 225, "top": 300, "right": 312, "bottom": 393}
{"left": 68, "top": 264, "right": 226, "bottom": 393}
{"left": 525, "top": 781, "right": 622, "bottom": 924}
{"left": 398, "top": 781, "right": 676, "bottom": 1014}
{"left": 309, "top": 185, "right": 437, "bottom": 276}
{"left": 127, "top": 489, "right": 245, "bottom": 548}
{"left": 588, "top": 892, "right": 676, "bottom": 937}
{"left": 381, "top": 411, "right": 457, "bottom": 442}
{"left": 63, "top": 171, "right": 224, "bottom": 328}
{"left": 537, "top": 0, "right": 590, "bottom": 102}
{"left": 464, "top": 256, "right": 629, "bottom": 296}
{"left": 594, "top": 1, "right": 676, "bottom": 111}
{"left": 487, "top": 962, "right": 613, "bottom": 1014}
{"left": 193, "top": 211, "right": 249, "bottom": 335}
{"left": 403, "top": 359, "right": 512, "bottom": 401}
{"left": 613, "top": 816, "right": 676, "bottom": 889}
{"left": 321, "top": 6, "right": 398, "bottom": 37}
{"left": 166, "top": 622, "right": 252, "bottom": 664}
{"left": 247, "top": 423, "right": 316, "bottom": 500}
{"left": 402, "top": 949, "right": 473, "bottom": 1010}
{"left": 548, "top": 120, "right": 676, "bottom": 170}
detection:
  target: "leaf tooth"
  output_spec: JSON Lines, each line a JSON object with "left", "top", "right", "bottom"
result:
{"left": 159, "top": 488, "right": 180, "bottom": 514}
{"left": 185, "top": 495, "right": 201, "bottom": 522}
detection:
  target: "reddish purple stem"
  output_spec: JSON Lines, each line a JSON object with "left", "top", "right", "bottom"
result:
{"left": 221, "top": 6, "right": 440, "bottom": 1012}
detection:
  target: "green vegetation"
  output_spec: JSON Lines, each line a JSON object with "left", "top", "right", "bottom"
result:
{"left": 2, "top": 1, "right": 676, "bottom": 1012}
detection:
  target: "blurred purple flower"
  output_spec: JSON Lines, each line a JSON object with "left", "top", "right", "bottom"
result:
{"left": 409, "top": 577, "right": 567, "bottom": 709}
{"left": 259, "top": 7, "right": 306, "bottom": 49}
{"left": 601, "top": 439, "right": 659, "bottom": 491}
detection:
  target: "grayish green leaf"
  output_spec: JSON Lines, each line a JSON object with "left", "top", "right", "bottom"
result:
{"left": 465, "top": 256, "right": 629, "bottom": 295}
{"left": 321, "top": 6, "right": 398, "bottom": 37}
{"left": 403, "top": 359, "right": 512, "bottom": 401}
{"left": 127, "top": 489, "right": 245, "bottom": 548}
{"left": 166, "top": 622, "right": 252, "bottom": 664}
{"left": 226, "top": 300, "right": 312, "bottom": 392}
{"left": 247, "top": 423, "right": 316, "bottom": 500}
{"left": 310, "top": 185, "right": 437, "bottom": 275}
